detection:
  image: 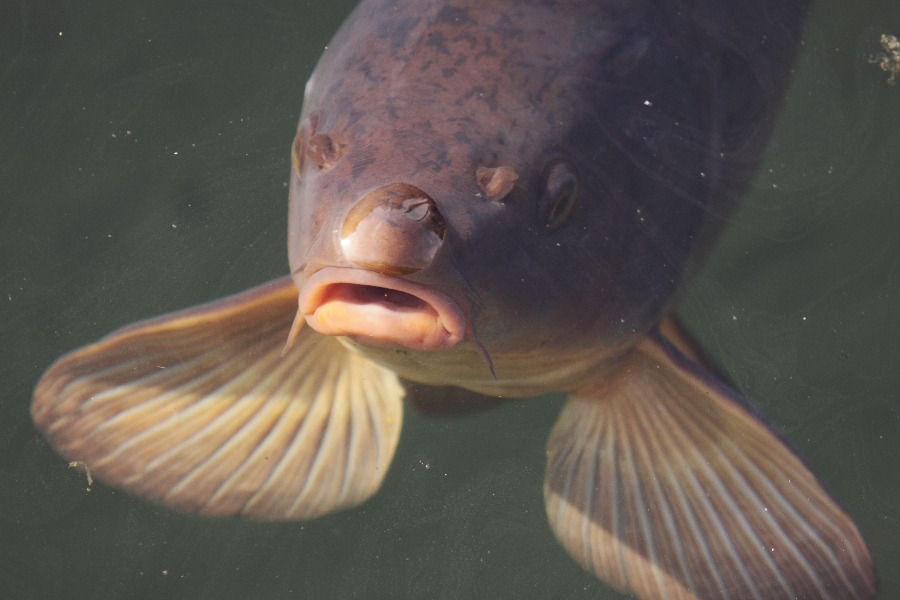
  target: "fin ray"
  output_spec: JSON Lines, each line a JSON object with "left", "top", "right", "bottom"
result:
{"left": 544, "top": 331, "right": 876, "bottom": 600}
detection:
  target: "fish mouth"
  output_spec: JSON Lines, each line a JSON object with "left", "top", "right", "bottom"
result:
{"left": 299, "top": 267, "right": 467, "bottom": 350}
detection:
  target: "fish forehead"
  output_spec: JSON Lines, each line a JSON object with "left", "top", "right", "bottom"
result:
{"left": 292, "top": 0, "right": 633, "bottom": 220}
{"left": 302, "top": 0, "right": 624, "bottom": 148}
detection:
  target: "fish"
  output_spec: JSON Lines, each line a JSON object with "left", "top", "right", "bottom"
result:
{"left": 31, "top": 0, "right": 877, "bottom": 598}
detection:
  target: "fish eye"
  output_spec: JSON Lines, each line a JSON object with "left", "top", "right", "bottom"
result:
{"left": 291, "top": 130, "right": 304, "bottom": 175}
{"left": 541, "top": 159, "right": 579, "bottom": 229}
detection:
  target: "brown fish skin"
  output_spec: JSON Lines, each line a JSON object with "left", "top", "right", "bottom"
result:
{"left": 288, "top": 0, "right": 808, "bottom": 393}
{"left": 31, "top": 1, "right": 878, "bottom": 599}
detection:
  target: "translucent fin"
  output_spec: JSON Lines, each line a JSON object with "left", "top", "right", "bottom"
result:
{"left": 32, "top": 276, "right": 404, "bottom": 520}
{"left": 544, "top": 331, "right": 876, "bottom": 600}
{"left": 659, "top": 315, "right": 719, "bottom": 376}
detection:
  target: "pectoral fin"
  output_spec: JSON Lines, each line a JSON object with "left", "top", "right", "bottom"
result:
{"left": 32, "top": 276, "right": 404, "bottom": 520}
{"left": 544, "top": 330, "right": 876, "bottom": 600}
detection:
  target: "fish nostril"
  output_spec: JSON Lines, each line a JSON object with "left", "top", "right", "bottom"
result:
{"left": 476, "top": 165, "right": 519, "bottom": 202}
{"left": 308, "top": 133, "right": 348, "bottom": 171}
{"left": 340, "top": 183, "right": 445, "bottom": 276}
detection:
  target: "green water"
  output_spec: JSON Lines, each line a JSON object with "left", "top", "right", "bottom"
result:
{"left": 1, "top": 1, "right": 897, "bottom": 598}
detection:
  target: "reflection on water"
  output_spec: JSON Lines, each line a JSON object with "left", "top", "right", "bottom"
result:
{"left": 1, "top": 0, "right": 897, "bottom": 598}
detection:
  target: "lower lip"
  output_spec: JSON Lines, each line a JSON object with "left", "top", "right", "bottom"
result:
{"left": 298, "top": 267, "right": 467, "bottom": 350}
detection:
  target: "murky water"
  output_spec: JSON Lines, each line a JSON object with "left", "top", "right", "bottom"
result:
{"left": 1, "top": 1, "right": 897, "bottom": 598}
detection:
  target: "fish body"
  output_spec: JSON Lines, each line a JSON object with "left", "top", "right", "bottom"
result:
{"left": 32, "top": 1, "right": 877, "bottom": 599}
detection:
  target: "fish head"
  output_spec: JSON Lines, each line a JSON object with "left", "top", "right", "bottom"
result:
{"left": 287, "top": 1, "right": 771, "bottom": 394}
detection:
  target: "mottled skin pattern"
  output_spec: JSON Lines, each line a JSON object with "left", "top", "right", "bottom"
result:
{"left": 288, "top": 0, "right": 807, "bottom": 393}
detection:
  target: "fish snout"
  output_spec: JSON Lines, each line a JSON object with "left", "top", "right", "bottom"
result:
{"left": 340, "top": 183, "right": 445, "bottom": 276}
{"left": 295, "top": 183, "right": 464, "bottom": 352}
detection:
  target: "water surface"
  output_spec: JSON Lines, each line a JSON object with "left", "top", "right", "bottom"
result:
{"left": 1, "top": 1, "right": 897, "bottom": 598}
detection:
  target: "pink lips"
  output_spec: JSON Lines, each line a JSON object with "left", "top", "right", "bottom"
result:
{"left": 299, "top": 267, "right": 467, "bottom": 350}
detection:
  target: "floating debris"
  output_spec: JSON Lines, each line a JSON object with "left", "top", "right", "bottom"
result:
{"left": 68, "top": 460, "right": 93, "bottom": 488}
{"left": 869, "top": 33, "right": 900, "bottom": 85}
